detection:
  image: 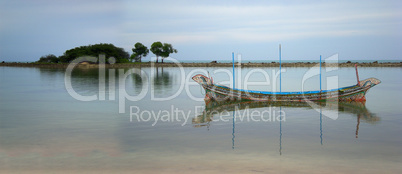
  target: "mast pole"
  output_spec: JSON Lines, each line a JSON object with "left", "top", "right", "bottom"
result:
{"left": 320, "top": 55, "right": 322, "bottom": 91}
{"left": 355, "top": 64, "right": 360, "bottom": 86}
{"left": 232, "top": 52, "right": 235, "bottom": 88}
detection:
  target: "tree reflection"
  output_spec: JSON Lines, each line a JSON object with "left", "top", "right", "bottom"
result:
{"left": 131, "top": 68, "right": 143, "bottom": 91}
{"left": 153, "top": 67, "right": 172, "bottom": 93}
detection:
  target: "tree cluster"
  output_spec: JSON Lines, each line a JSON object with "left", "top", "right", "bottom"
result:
{"left": 37, "top": 43, "right": 130, "bottom": 63}
{"left": 131, "top": 41, "right": 177, "bottom": 63}
{"left": 36, "top": 42, "right": 178, "bottom": 64}
{"left": 38, "top": 54, "right": 59, "bottom": 63}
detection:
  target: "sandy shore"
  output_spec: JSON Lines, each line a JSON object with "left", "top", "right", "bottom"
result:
{"left": 1, "top": 62, "right": 401, "bottom": 68}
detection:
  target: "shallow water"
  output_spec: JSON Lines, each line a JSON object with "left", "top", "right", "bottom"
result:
{"left": 0, "top": 66, "right": 401, "bottom": 173}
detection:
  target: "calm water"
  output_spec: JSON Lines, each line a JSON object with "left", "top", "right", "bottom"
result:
{"left": 0, "top": 66, "right": 401, "bottom": 173}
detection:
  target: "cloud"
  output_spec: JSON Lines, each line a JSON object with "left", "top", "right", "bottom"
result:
{"left": 0, "top": 0, "right": 400, "bottom": 61}
{"left": 121, "top": 0, "right": 401, "bottom": 44}
{"left": 0, "top": 0, "right": 125, "bottom": 60}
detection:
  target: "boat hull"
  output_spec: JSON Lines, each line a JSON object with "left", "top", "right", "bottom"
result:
{"left": 192, "top": 74, "right": 381, "bottom": 102}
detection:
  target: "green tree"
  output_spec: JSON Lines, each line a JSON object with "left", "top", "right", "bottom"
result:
{"left": 131, "top": 42, "right": 149, "bottom": 62}
{"left": 150, "top": 41, "right": 163, "bottom": 63}
{"left": 62, "top": 43, "right": 129, "bottom": 63}
{"left": 37, "top": 54, "right": 59, "bottom": 63}
{"left": 160, "top": 43, "right": 177, "bottom": 63}
{"left": 130, "top": 53, "right": 140, "bottom": 62}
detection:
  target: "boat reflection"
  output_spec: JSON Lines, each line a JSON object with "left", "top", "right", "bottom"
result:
{"left": 193, "top": 101, "right": 379, "bottom": 152}
{"left": 194, "top": 101, "right": 378, "bottom": 126}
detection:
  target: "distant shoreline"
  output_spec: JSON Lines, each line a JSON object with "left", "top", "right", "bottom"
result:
{"left": 1, "top": 61, "right": 401, "bottom": 68}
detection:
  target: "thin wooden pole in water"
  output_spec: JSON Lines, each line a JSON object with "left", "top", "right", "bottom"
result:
{"left": 279, "top": 44, "right": 282, "bottom": 155}
{"left": 320, "top": 55, "right": 322, "bottom": 91}
{"left": 320, "top": 107, "right": 323, "bottom": 145}
{"left": 356, "top": 115, "right": 360, "bottom": 138}
{"left": 279, "top": 44, "right": 282, "bottom": 93}
{"left": 279, "top": 106, "right": 282, "bottom": 155}
{"left": 320, "top": 56, "right": 323, "bottom": 145}
{"left": 232, "top": 110, "right": 235, "bottom": 149}
{"left": 232, "top": 52, "right": 235, "bottom": 88}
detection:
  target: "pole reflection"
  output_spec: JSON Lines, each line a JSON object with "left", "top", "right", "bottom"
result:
{"left": 193, "top": 101, "right": 379, "bottom": 154}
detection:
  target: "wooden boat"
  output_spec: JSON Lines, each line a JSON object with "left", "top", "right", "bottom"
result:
{"left": 192, "top": 66, "right": 381, "bottom": 102}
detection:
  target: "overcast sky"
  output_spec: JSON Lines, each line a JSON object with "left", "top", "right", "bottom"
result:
{"left": 0, "top": 0, "right": 401, "bottom": 62}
